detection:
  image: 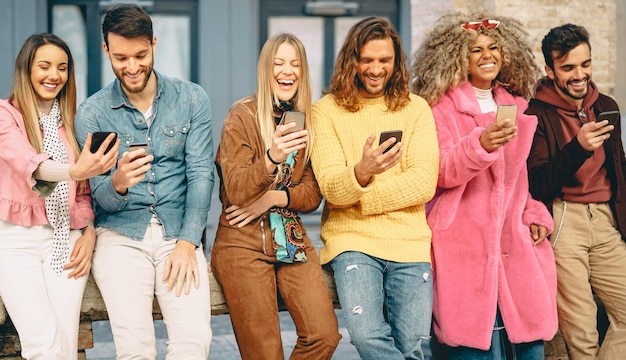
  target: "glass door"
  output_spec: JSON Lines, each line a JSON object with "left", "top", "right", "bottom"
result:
{"left": 260, "top": 0, "right": 399, "bottom": 100}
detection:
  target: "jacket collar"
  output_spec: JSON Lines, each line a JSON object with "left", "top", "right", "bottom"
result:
{"left": 448, "top": 81, "right": 518, "bottom": 116}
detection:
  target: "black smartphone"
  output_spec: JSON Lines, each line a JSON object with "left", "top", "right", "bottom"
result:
{"left": 128, "top": 142, "right": 148, "bottom": 160}
{"left": 597, "top": 110, "right": 620, "bottom": 128}
{"left": 279, "top": 111, "right": 306, "bottom": 135}
{"left": 90, "top": 131, "right": 117, "bottom": 154}
{"left": 379, "top": 130, "right": 403, "bottom": 154}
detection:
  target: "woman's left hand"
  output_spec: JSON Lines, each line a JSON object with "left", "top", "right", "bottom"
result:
{"left": 529, "top": 223, "right": 548, "bottom": 245}
{"left": 64, "top": 227, "right": 96, "bottom": 279}
{"left": 226, "top": 191, "right": 283, "bottom": 228}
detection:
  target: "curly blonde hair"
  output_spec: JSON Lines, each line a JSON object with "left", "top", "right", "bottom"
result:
{"left": 411, "top": 9, "right": 541, "bottom": 105}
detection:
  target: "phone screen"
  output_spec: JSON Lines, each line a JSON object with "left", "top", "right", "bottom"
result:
{"left": 280, "top": 111, "right": 305, "bottom": 135}
{"left": 379, "top": 130, "right": 403, "bottom": 154}
{"left": 597, "top": 110, "right": 620, "bottom": 128}
{"left": 90, "top": 132, "right": 117, "bottom": 154}
{"left": 496, "top": 105, "right": 518, "bottom": 127}
{"left": 128, "top": 143, "right": 148, "bottom": 160}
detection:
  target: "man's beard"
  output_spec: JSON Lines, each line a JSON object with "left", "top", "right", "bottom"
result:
{"left": 116, "top": 62, "right": 153, "bottom": 94}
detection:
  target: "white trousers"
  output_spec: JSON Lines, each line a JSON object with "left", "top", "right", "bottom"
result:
{"left": 0, "top": 219, "right": 87, "bottom": 360}
{"left": 92, "top": 218, "right": 212, "bottom": 360}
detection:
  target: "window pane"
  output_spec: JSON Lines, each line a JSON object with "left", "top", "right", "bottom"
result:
{"left": 334, "top": 17, "right": 370, "bottom": 58}
{"left": 52, "top": 5, "right": 88, "bottom": 104}
{"left": 268, "top": 17, "right": 324, "bottom": 101}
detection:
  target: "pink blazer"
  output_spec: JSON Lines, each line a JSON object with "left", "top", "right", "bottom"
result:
{"left": 0, "top": 99, "right": 94, "bottom": 229}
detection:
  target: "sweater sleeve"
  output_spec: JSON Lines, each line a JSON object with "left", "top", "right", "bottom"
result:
{"left": 310, "top": 98, "right": 370, "bottom": 206}
{"left": 359, "top": 100, "right": 439, "bottom": 215}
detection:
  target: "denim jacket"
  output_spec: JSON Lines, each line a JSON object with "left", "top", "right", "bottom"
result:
{"left": 74, "top": 71, "right": 214, "bottom": 246}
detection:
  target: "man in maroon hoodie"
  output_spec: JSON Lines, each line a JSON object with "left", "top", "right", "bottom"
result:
{"left": 526, "top": 23, "right": 626, "bottom": 359}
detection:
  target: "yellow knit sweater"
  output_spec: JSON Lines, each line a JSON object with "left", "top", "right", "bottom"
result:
{"left": 311, "top": 94, "right": 439, "bottom": 264}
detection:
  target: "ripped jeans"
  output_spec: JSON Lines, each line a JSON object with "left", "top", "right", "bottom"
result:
{"left": 331, "top": 251, "right": 432, "bottom": 360}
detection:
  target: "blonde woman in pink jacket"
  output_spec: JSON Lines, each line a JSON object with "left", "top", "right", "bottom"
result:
{"left": 0, "top": 33, "right": 117, "bottom": 359}
{"left": 411, "top": 10, "right": 558, "bottom": 359}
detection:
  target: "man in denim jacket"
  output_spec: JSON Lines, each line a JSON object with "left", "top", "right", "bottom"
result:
{"left": 74, "top": 4, "right": 213, "bottom": 359}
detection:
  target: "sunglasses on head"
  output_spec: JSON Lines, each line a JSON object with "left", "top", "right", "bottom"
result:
{"left": 461, "top": 19, "right": 500, "bottom": 31}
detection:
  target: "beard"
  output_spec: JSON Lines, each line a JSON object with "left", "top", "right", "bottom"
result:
{"left": 357, "top": 73, "right": 388, "bottom": 98}
{"left": 554, "top": 74, "right": 589, "bottom": 101}
{"left": 114, "top": 61, "right": 154, "bottom": 94}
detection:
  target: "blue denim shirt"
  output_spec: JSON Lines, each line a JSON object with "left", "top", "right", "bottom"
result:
{"left": 74, "top": 71, "right": 214, "bottom": 246}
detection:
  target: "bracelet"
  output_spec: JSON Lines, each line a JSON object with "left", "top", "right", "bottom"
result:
{"left": 266, "top": 149, "right": 281, "bottom": 165}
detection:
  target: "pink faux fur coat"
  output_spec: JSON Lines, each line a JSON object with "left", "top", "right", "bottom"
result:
{"left": 426, "top": 81, "right": 558, "bottom": 350}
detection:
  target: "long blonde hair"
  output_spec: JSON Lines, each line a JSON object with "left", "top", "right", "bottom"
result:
{"left": 255, "top": 33, "right": 313, "bottom": 162}
{"left": 9, "top": 33, "right": 80, "bottom": 158}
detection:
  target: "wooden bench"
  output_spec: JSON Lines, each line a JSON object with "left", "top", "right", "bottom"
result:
{"left": 0, "top": 267, "right": 570, "bottom": 360}
{"left": 0, "top": 266, "right": 340, "bottom": 359}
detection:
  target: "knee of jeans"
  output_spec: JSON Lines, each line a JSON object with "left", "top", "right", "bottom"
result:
{"left": 349, "top": 328, "right": 379, "bottom": 349}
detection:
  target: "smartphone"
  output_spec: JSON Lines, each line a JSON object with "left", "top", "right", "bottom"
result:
{"left": 496, "top": 104, "right": 518, "bottom": 127}
{"left": 597, "top": 110, "right": 620, "bottom": 128}
{"left": 379, "top": 130, "right": 403, "bottom": 154}
{"left": 279, "top": 111, "right": 306, "bottom": 135}
{"left": 128, "top": 142, "right": 148, "bottom": 160}
{"left": 90, "top": 131, "right": 117, "bottom": 154}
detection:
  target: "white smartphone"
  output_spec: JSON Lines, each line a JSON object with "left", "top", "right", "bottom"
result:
{"left": 496, "top": 104, "right": 518, "bottom": 127}
{"left": 279, "top": 111, "right": 306, "bottom": 135}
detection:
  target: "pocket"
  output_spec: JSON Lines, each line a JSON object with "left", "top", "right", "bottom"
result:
{"left": 161, "top": 121, "right": 190, "bottom": 156}
{"left": 117, "top": 134, "right": 137, "bottom": 153}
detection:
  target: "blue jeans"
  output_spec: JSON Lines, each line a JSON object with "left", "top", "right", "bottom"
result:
{"left": 448, "top": 310, "right": 544, "bottom": 360}
{"left": 331, "top": 251, "right": 432, "bottom": 360}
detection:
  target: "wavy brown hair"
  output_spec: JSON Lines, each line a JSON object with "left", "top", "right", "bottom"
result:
{"left": 325, "top": 16, "right": 410, "bottom": 112}
{"left": 411, "top": 9, "right": 541, "bottom": 105}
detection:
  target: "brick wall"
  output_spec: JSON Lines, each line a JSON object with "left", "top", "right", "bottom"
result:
{"left": 410, "top": 0, "right": 619, "bottom": 98}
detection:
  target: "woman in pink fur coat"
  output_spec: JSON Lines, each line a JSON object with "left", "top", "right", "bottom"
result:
{"left": 411, "top": 10, "right": 558, "bottom": 359}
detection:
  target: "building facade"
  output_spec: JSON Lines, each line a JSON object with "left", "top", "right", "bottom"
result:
{"left": 1, "top": 0, "right": 624, "bottom": 141}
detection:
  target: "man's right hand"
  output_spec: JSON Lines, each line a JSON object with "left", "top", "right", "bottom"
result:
{"left": 111, "top": 149, "right": 154, "bottom": 194}
{"left": 577, "top": 120, "right": 613, "bottom": 152}
{"left": 354, "top": 134, "right": 402, "bottom": 186}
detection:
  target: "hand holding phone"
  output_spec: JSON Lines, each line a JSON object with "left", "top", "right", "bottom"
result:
{"left": 128, "top": 143, "right": 148, "bottom": 161}
{"left": 496, "top": 105, "right": 518, "bottom": 128}
{"left": 90, "top": 131, "right": 117, "bottom": 154}
{"left": 279, "top": 111, "right": 306, "bottom": 135}
{"left": 379, "top": 130, "right": 403, "bottom": 154}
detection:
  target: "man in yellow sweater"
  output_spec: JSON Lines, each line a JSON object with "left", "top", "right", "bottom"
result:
{"left": 310, "top": 16, "right": 439, "bottom": 360}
